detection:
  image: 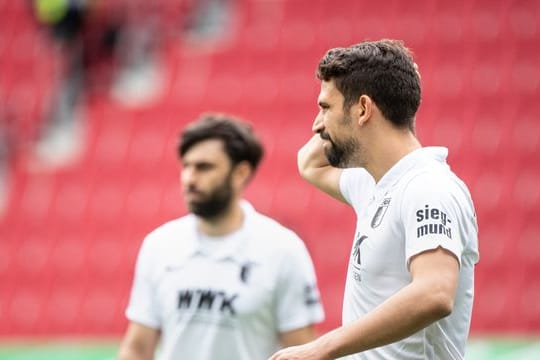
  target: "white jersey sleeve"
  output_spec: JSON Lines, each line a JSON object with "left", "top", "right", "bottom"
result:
{"left": 339, "top": 168, "right": 376, "bottom": 210}
{"left": 401, "top": 171, "right": 474, "bottom": 267}
{"left": 125, "top": 236, "right": 161, "bottom": 328}
{"left": 274, "top": 235, "right": 324, "bottom": 332}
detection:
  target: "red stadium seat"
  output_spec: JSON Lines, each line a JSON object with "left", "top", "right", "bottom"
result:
{"left": 518, "top": 279, "right": 540, "bottom": 330}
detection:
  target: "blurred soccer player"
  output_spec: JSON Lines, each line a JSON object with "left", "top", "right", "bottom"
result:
{"left": 270, "top": 40, "right": 479, "bottom": 359}
{"left": 118, "top": 114, "right": 324, "bottom": 360}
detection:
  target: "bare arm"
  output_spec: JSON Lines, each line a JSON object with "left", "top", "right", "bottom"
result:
{"left": 297, "top": 135, "right": 346, "bottom": 203}
{"left": 269, "top": 247, "right": 459, "bottom": 359}
{"left": 118, "top": 322, "right": 160, "bottom": 360}
{"left": 279, "top": 325, "right": 317, "bottom": 348}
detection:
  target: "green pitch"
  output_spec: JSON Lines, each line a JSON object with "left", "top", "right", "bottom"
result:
{"left": 0, "top": 338, "right": 539, "bottom": 359}
{"left": 0, "top": 340, "right": 117, "bottom": 360}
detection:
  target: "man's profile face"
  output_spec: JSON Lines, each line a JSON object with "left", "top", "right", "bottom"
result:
{"left": 180, "top": 139, "right": 235, "bottom": 219}
{"left": 315, "top": 80, "right": 360, "bottom": 168}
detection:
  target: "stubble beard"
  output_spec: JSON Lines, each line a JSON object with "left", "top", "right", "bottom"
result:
{"left": 322, "top": 116, "right": 362, "bottom": 168}
{"left": 325, "top": 137, "right": 360, "bottom": 168}
{"left": 322, "top": 109, "right": 364, "bottom": 168}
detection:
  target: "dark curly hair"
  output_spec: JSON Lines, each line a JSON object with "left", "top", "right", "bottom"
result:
{"left": 178, "top": 113, "right": 264, "bottom": 171}
{"left": 317, "top": 39, "right": 421, "bottom": 130}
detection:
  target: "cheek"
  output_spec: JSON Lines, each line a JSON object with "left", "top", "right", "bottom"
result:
{"left": 325, "top": 111, "right": 342, "bottom": 129}
{"left": 208, "top": 173, "right": 228, "bottom": 190}
{"left": 324, "top": 118, "right": 340, "bottom": 137}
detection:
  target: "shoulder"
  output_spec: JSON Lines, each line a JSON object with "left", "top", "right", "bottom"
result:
{"left": 341, "top": 167, "right": 373, "bottom": 180}
{"left": 339, "top": 167, "right": 376, "bottom": 207}
{"left": 134, "top": 215, "right": 198, "bottom": 272}
{"left": 141, "top": 214, "right": 196, "bottom": 252}
{"left": 246, "top": 207, "right": 308, "bottom": 255}
{"left": 402, "top": 163, "right": 471, "bottom": 200}
{"left": 397, "top": 163, "right": 475, "bottom": 219}
{"left": 340, "top": 168, "right": 375, "bottom": 191}
{"left": 250, "top": 210, "right": 303, "bottom": 243}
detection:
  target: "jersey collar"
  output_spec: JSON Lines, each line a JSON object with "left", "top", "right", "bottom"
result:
{"left": 188, "top": 200, "right": 255, "bottom": 261}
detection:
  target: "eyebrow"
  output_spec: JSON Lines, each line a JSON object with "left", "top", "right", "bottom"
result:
{"left": 182, "top": 159, "right": 215, "bottom": 167}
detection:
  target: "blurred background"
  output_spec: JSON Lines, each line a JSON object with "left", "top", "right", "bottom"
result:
{"left": 0, "top": 0, "right": 539, "bottom": 358}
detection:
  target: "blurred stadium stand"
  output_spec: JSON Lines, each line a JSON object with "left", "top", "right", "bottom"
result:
{"left": 0, "top": 0, "right": 539, "bottom": 338}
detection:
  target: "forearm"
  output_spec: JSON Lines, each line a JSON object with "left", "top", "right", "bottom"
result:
{"left": 280, "top": 325, "right": 317, "bottom": 347}
{"left": 297, "top": 135, "right": 345, "bottom": 201}
{"left": 117, "top": 346, "right": 154, "bottom": 360}
{"left": 117, "top": 323, "right": 159, "bottom": 360}
{"left": 319, "top": 280, "right": 453, "bottom": 358}
{"left": 297, "top": 135, "right": 331, "bottom": 181}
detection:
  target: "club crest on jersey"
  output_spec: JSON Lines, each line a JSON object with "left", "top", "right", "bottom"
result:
{"left": 239, "top": 261, "right": 257, "bottom": 284}
{"left": 371, "top": 198, "right": 391, "bottom": 228}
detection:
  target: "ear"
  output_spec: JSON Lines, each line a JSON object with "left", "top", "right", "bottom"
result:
{"left": 353, "top": 95, "right": 373, "bottom": 126}
{"left": 232, "top": 161, "right": 253, "bottom": 189}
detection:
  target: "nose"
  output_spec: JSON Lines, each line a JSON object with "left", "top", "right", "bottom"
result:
{"left": 312, "top": 112, "right": 324, "bottom": 133}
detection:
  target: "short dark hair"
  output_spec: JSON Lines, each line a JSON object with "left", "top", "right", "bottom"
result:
{"left": 317, "top": 39, "right": 421, "bottom": 129}
{"left": 178, "top": 113, "right": 264, "bottom": 171}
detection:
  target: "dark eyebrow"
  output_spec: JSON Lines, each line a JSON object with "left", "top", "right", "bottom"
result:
{"left": 182, "top": 159, "right": 215, "bottom": 167}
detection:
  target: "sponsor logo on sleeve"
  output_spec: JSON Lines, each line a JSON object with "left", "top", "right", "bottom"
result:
{"left": 415, "top": 204, "right": 453, "bottom": 239}
{"left": 303, "top": 283, "right": 321, "bottom": 306}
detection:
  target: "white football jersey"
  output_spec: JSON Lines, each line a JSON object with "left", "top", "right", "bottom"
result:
{"left": 339, "top": 147, "right": 479, "bottom": 360}
{"left": 126, "top": 201, "right": 324, "bottom": 360}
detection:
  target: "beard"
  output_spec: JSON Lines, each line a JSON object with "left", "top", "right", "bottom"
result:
{"left": 321, "top": 131, "right": 359, "bottom": 168}
{"left": 324, "top": 137, "right": 347, "bottom": 168}
{"left": 186, "top": 173, "right": 234, "bottom": 219}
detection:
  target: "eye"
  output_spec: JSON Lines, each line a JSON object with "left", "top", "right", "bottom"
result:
{"left": 197, "top": 163, "right": 212, "bottom": 171}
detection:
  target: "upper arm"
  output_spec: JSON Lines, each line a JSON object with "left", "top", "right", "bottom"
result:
{"left": 274, "top": 237, "right": 324, "bottom": 335}
{"left": 409, "top": 247, "right": 460, "bottom": 314}
{"left": 126, "top": 237, "right": 162, "bottom": 329}
{"left": 302, "top": 164, "right": 346, "bottom": 203}
{"left": 118, "top": 322, "right": 160, "bottom": 360}
{"left": 402, "top": 171, "right": 477, "bottom": 268}
{"left": 279, "top": 325, "right": 317, "bottom": 347}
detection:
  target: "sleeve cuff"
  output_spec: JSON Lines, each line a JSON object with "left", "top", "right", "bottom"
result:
{"left": 406, "top": 236, "right": 463, "bottom": 268}
{"left": 125, "top": 307, "right": 161, "bottom": 329}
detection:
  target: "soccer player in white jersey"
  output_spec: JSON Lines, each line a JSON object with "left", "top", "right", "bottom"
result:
{"left": 270, "top": 40, "right": 479, "bottom": 360}
{"left": 118, "top": 114, "right": 324, "bottom": 360}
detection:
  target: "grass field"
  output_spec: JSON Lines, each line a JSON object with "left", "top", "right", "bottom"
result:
{"left": 0, "top": 338, "right": 539, "bottom": 359}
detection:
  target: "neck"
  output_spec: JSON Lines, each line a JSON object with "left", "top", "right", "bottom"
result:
{"left": 196, "top": 200, "right": 245, "bottom": 237}
{"left": 365, "top": 127, "right": 421, "bottom": 183}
